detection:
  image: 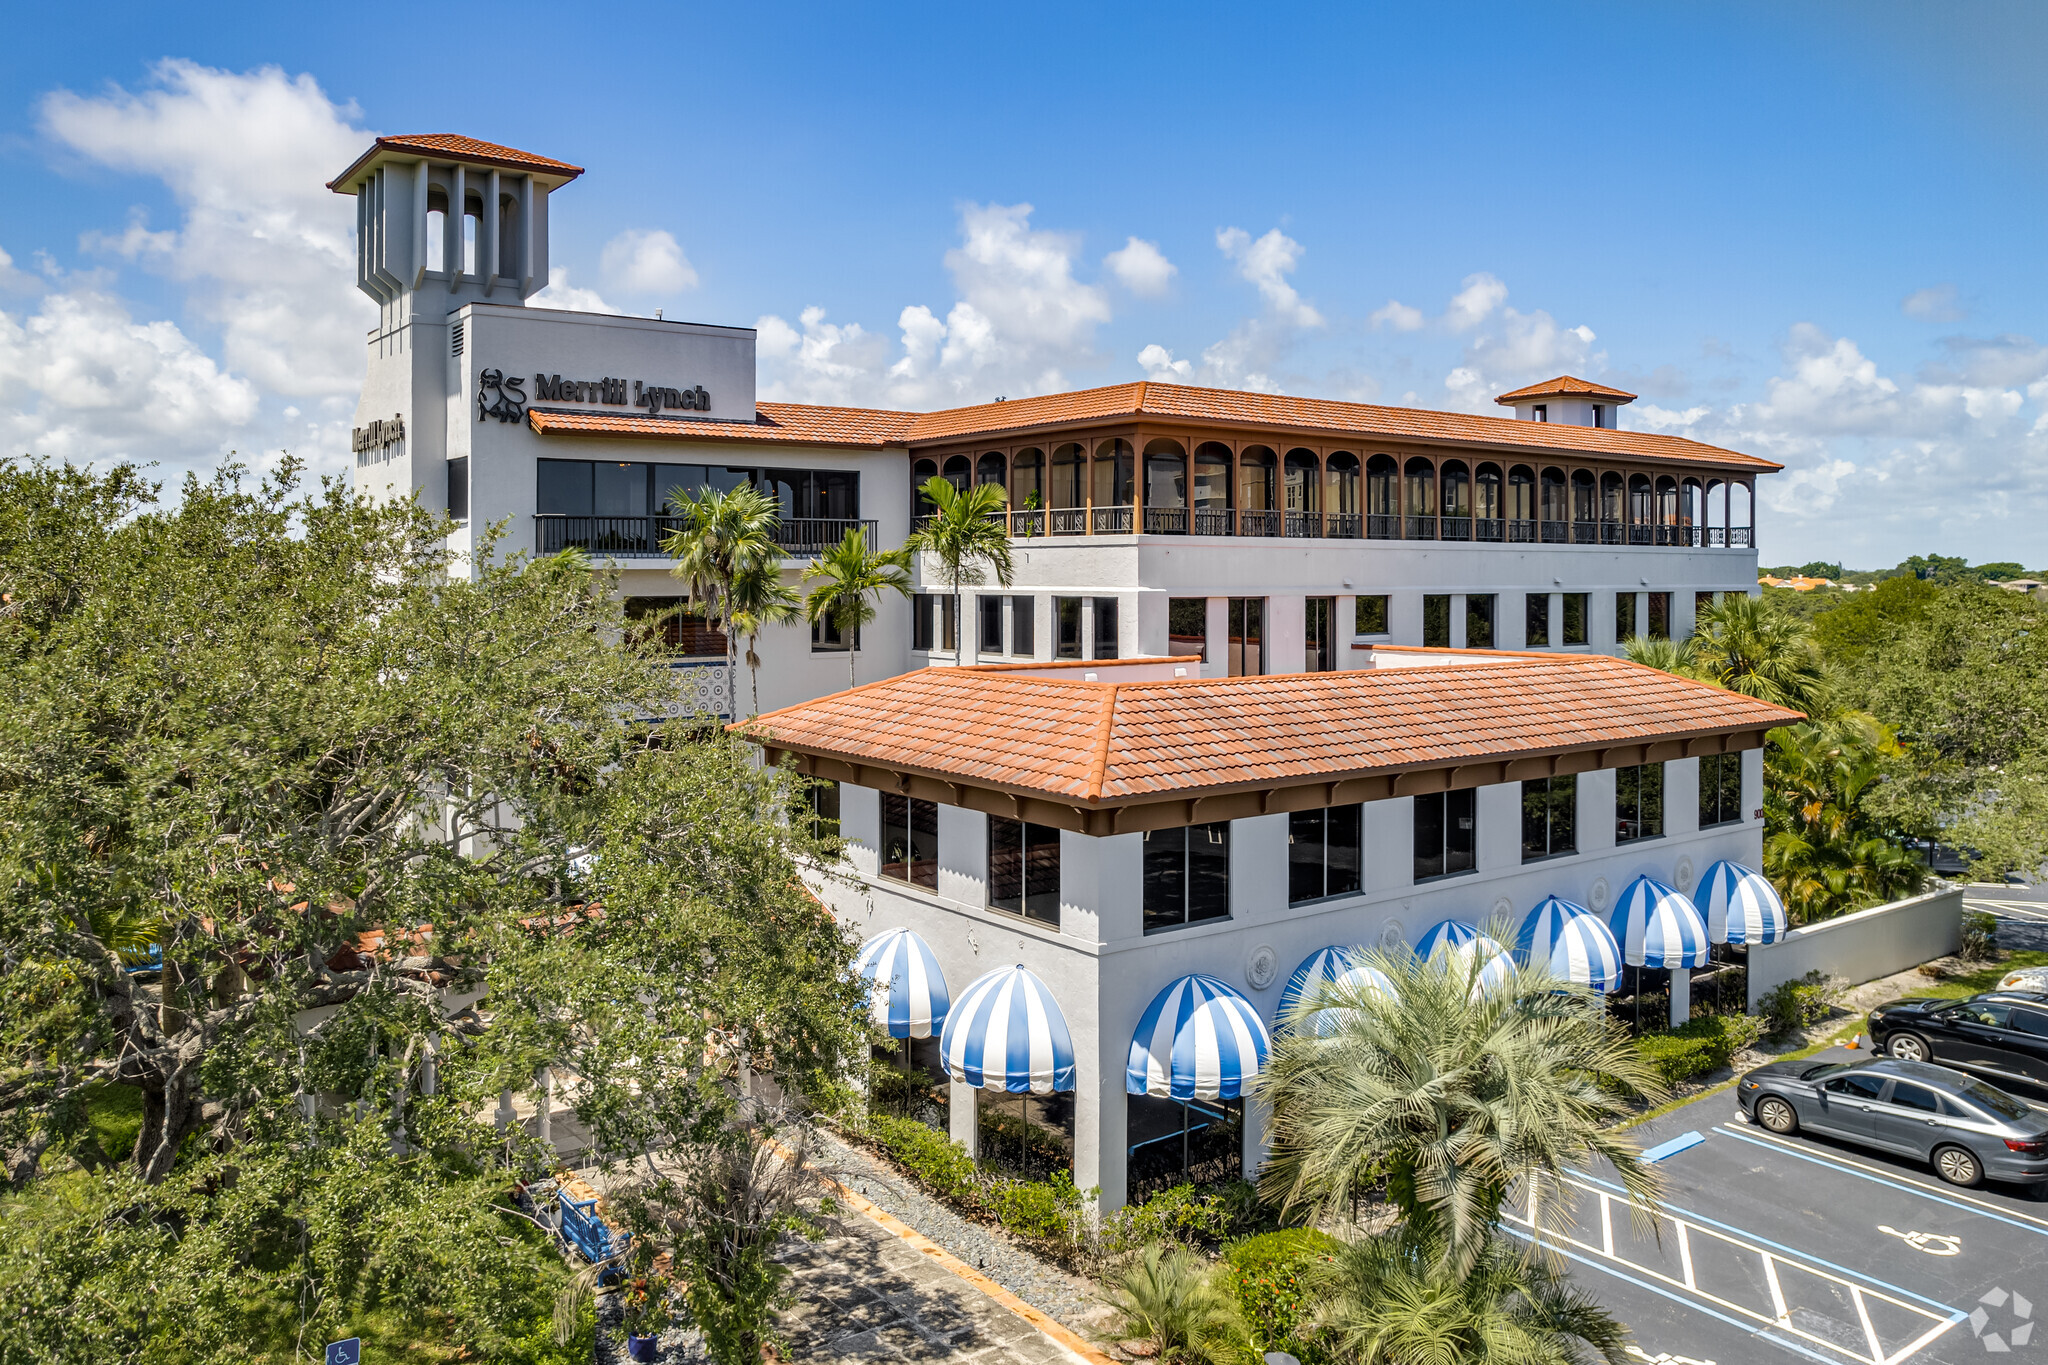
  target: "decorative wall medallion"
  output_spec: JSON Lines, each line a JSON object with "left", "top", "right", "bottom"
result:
{"left": 1674, "top": 856, "right": 1695, "bottom": 892}
{"left": 1588, "top": 876, "right": 1611, "bottom": 912}
{"left": 1246, "top": 944, "right": 1279, "bottom": 991}
{"left": 1491, "top": 896, "right": 1514, "bottom": 926}
{"left": 1379, "top": 919, "right": 1407, "bottom": 950}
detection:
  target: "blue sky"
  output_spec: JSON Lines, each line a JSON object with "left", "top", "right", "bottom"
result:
{"left": 2, "top": 1, "right": 2044, "bottom": 567}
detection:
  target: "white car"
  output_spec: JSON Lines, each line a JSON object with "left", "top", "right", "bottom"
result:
{"left": 1998, "top": 966, "right": 2048, "bottom": 993}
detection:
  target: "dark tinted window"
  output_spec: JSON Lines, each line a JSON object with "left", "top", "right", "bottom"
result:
{"left": 1823, "top": 1072, "right": 1887, "bottom": 1100}
{"left": 2011, "top": 1007, "right": 2048, "bottom": 1038}
{"left": 1011, "top": 596, "right": 1034, "bottom": 656}
{"left": 1414, "top": 789, "right": 1475, "bottom": 880}
{"left": 979, "top": 596, "right": 1004, "bottom": 652}
{"left": 1288, "top": 805, "right": 1363, "bottom": 904}
{"left": 1056, "top": 597, "right": 1083, "bottom": 659}
{"left": 1962, "top": 1080, "right": 2032, "bottom": 1120}
{"left": 879, "top": 794, "right": 939, "bottom": 890}
{"left": 1525, "top": 592, "right": 1549, "bottom": 647}
{"left": 1355, "top": 594, "right": 1390, "bottom": 635}
{"left": 1562, "top": 592, "right": 1588, "bottom": 645}
{"left": 1423, "top": 595, "right": 1452, "bottom": 648}
{"left": 1521, "top": 774, "right": 1576, "bottom": 860}
{"left": 1465, "top": 594, "right": 1495, "bottom": 649}
{"left": 1168, "top": 597, "right": 1207, "bottom": 662}
{"left": 1699, "top": 752, "right": 1744, "bottom": 827}
{"left": 1143, "top": 822, "right": 1231, "bottom": 931}
{"left": 1616, "top": 763, "right": 1665, "bottom": 842}
{"left": 989, "top": 816, "right": 1060, "bottom": 927}
{"left": 1889, "top": 1081, "right": 1940, "bottom": 1113}
{"left": 537, "top": 458, "right": 593, "bottom": 515}
{"left": 1093, "top": 597, "right": 1119, "bottom": 659}
{"left": 1959, "top": 999, "right": 2014, "bottom": 1028}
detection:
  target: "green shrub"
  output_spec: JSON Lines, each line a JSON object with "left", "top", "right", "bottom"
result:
{"left": 1223, "top": 1228, "right": 1344, "bottom": 1365}
{"left": 1760, "top": 969, "right": 1844, "bottom": 1037}
{"left": 863, "top": 1113, "right": 978, "bottom": 1202}
{"left": 1962, "top": 910, "right": 1999, "bottom": 961}
{"left": 985, "top": 1169, "right": 1084, "bottom": 1244}
{"left": 1634, "top": 1013, "right": 1768, "bottom": 1088}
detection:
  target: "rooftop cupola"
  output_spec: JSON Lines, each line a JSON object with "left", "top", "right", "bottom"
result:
{"left": 1493, "top": 375, "right": 1637, "bottom": 430}
{"left": 328, "top": 134, "right": 584, "bottom": 320}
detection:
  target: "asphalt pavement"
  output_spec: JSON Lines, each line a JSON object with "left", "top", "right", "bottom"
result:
{"left": 1526, "top": 889, "right": 2048, "bottom": 1365}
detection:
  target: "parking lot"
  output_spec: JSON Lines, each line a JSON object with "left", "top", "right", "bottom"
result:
{"left": 1522, "top": 891, "right": 2048, "bottom": 1365}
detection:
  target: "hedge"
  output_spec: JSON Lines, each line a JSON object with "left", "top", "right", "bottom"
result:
{"left": 1637, "top": 1012, "right": 1765, "bottom": 1086}
{"left": 1224, "top": 1228, "right": 1344, "bottom": 1365}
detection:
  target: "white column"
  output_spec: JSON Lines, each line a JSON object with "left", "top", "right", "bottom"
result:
{"left": 1449, "top": 594, "right": 1468, "bottom": 648}
{"left": 1241, "top": 1094, "right": 1271, "bottom": 1188}
{"left": 1669, "top": 970, "right": 1691, "bottom": 1027}
{"left": 1081, "top": 1019, "right": 1129, "bottom": 1211}
{"left": 949, "top": 1082, "right": 979, "bottom": 1156}
{"left": 1204, "top": 596, "right": 1228, "bottom": 678}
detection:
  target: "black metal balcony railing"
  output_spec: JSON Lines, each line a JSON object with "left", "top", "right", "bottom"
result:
{"left": 1192, "top": 507, "right": 1235, "bottom": 537}
{"left": 1475, "top": 518, "right": 1504, "bottom": 543}
{"left": 981, "top": 503, "right": 1761, "bottom": 550}
{"left": 1539, "top": 519, "right": 1568, "bottom": 544}
{"left": 1049, "top": 508, "right": 1087, "bottom": 535}
{"left": 534, "top": 515, "right": 875, "bottom": 558}
{"left": 1325, "top": 512, "right": 1362, "bottom": 540}
{"left": 1367, "top": 513, "right": 1399, "bottom": 540}
{"left": 1729, "top": 527, "right": 1753, "bottom": 547}
{"left": 1007, "top": 509, "right": 1046, "bottom": 537}
{"left": 1628, "top": 525, "right": 1654, "bottom": 546}
{"left": 1439, "top": 515, "right": 1472, "bottom": 542}
{"left": 1284, "top": 511, "right": 1323, "bottom": 539}
{"left": 1238, "top": 509, "right": 1281, "bottom": 538}
{"left": 1405, "top": 514, "right": 1437, "bottom": 540}
{"left": 1143, "top": 507, "right": 1189, "bottom": 535}
{"left": 1601, "top": 520, "right": 1624, "bottom": 545}
{"left": 1508, "top": 519, "right": 1538, "bottom": 543}
{"left": 1092, "top": 506, "right": 1134, "bottom": 534}
{"left": 1573, "top": 521, "right": 1600, "bottom": 545}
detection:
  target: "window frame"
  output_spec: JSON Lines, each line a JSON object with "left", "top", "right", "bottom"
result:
{"left": 1010, "top": 594, "right": 1035, "bottom": 657}
{"left": 879, "top": 793, "right": 940, "bottom": 890}
{"left": 1615, "top": 762, "right": 1666, "bottom": 843}
{"left": 1422, "top": 594, "right": 1452, "bottom": 648}
{"left": 1354, "top": 594, "right": 1391, "bottom": 637}
{"left": 988, "top": 814, "right": 1061, "bottom": 927}
{"left": 1698, "top": 751, "right": 1743, "bottom": 828}
{"left": 1143, "top": 821, "right": 1232, "bottom": 932}
{"left": 1562, "top": 592, "right": 1589, "bottom": 646}
{"left": 1412, "top": 788, "right": 1477, "bottom": 882}
{"left": 1288, "top": 804, "right": 1363, "bottom": 905}
{"left": 978, "top": 594, "right": 1005, "bottom": 654}
{"left": 1521, "top": 774, "right": 1577, "bottom": 862}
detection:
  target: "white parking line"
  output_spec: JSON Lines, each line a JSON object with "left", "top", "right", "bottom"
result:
{"left": 1714, "top": 1124, "right": 2048, "bottom": 1234}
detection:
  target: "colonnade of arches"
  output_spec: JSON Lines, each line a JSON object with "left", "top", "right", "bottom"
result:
{"left": 912, "top": 440, "right": 1755, "bottom": 547}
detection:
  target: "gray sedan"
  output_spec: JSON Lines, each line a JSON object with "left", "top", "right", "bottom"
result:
{"left": 1734, "top": 1054, "right": 2048, "bottom": 1188}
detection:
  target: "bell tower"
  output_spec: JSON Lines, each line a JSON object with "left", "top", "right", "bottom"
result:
{"left": 329, "top": 135, "right": 584, "bottom": 508}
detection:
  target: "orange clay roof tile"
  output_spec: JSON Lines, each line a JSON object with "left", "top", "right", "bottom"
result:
{"left": 1494, "top": 375, "right": 1639, "bottom": 404}
{"left": 328, "top": 135, "right": 584, "bottom": 191}
{"left": 527, "top": 402, "right": 919, "bottom": 447}
{"left": 743, "top": 653, "right": 1800, "bottom": 805}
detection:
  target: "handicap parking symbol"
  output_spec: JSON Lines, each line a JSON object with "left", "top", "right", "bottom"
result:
{"left": 325, "top": 1340, "right": 360, "bottom": 1365}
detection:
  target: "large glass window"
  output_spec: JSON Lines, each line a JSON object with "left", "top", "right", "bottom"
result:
{"left": 1413, "top": 790, "right": 1476, "bottom": 881}
{"left": 1616, "top": 592, "right": 1638, "bottom": 640}
{"left": 1093, "top": 597, "right": 1120, "bottom": 659}
{"left": 1465, "top": 594, "right": 1495, "bottom": 649}
{"left": 1289, "top": 805, "right": 1363, "bottom": 904}
{"left": 914, "top": 596, "right": 957, "bottom": 652}
{"left": 1056, "top": 597, "right": 1083, "bottom": 659}
{"left": 1169, "top": 598, "right": 1208, "bottom": 662}
{"left": 1562, "top": 593, "right": 1589, "bottom": 646}
{"left": 1143, "top": 822, "right": 1231, "bottom": 931}
{"left": 811, "top": 613, "right": 856, "bottom": 653}
{"left": 989, "top": 816, "right": 1060, "bottom": 926}
{"left": 536, "top": 458, "right": 860, "bottom": 520}
{"left": 1228, "top": 598, "right": 1264, "bottom": 676}
{"left": 1011, "top": 595, "right": 1035, "bottom": 656}
{"left": 1521, "top": 775, "right": 1577, "bottom": 861}
{"left": 1648, "top": 591, "right": 1672, "bottom": 640}
{"left": 1305, "top": 597, "right": 1335, "bottom": 672}
{"left": 1423, "top": 595, "right": 1452, "bottom": 648}
{"left": 1699, "top": 752, "right": 1743, "bottom": 827}
{"left": 1355, "top": 594, "right": 1390, "bottom": 636}
{"left": 1526, "top": 592, "right": 1550, "bottom": 648}
{"left": 979, "top": 595, "right": 1004, "bottom": 653}
{"left": 880, "top": 794, "right": 939, "bottom": 890}
{"left": 1616, "top": 764, "right": 1665, "bottom": 843}
{"left": 808, "top": 779, "right": 840, "bottom": 839}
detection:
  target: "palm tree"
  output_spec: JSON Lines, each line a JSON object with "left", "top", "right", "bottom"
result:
{"left": 1311, "top": 1226, "right": 1628, "bottom": 1365}
{"left": 1621, "top": 633, "right": 1701, "bottom": 678}
{"left": 727, "top": 559, "right": 802, "bottom": 716}
{"left": 1255, "top": 945, "right": 1665, "bottom": 1277}
{"left": 800, "top": 528, "right": 913, "bottom": 687}
{"left": 1691, "top": 592, "right": 1828, "bottom": 714}
{"left": 1098, "top": 1243, "right": 1246, "bottom": 1365}
{"left": 902, "top": 476, "right": 1013, "bottom": 663}
{"left": 661, "top": 483, "right": 784, "bottom": 691}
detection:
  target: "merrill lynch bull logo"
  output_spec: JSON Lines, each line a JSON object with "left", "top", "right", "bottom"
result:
{"left": 478, "top": 369, "right": 712, "bottom": 423}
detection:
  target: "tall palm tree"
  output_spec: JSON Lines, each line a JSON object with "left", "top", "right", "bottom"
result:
{"left": 800, "top": 528, "right": 913, "bottom": 687}
{"left": 661, "top": 484, "right": 784, "bottom": 690}
{"left": 727, "top": 559, "right": 802, "bottom": 716}
{"left": 902, "top": 476, "right": 1013, "bottom": 663}
{"left": 1311, "top": 1226, "right": 1629, "bottom": 1365}
{"left": 1690, "top": 592, "right": 1828, "bottom": 714}
{"left": 1621, "top": 633, "right": 1701, "bottom": 678}
{"left": 1255, "top": 945, "right": 1665, "bottom": 1277}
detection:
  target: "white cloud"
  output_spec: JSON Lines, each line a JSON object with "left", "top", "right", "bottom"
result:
{"left": 600, "top": 228, "right": 697, "bottom": 296}
{"left": 1902, "top": 283, "right": 1965, "bottom": 323}
{"left": 1368, "top": 299, "right": 1425, "bottom": 332}
{"left": 1215, "top": 226, "right": 1322, "bottom": 328}
{"left": 1104, "top": 237, "right": 1176, "bottom": 297}
{"left": 1444, "top": 272, "right": 1508, "bottom": 332}
{"left": 756, "top": 307, "right": 892, "bottom": 406}
{"left": 0, "top": 245, "right": 41, "bottom": 294}
{"left": 1136, "top": 343, "right": 1191, "bottom": 381}
{"left": 530, "top": 266, "right": 617, "bottom": 315}
{"left": 1442, "top": 301, "right": 1601, "bottom": 410}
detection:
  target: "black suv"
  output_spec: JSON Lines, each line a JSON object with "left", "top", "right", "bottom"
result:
{"left": 1868, "top": 990, "right": 2048, "bottom": 1086}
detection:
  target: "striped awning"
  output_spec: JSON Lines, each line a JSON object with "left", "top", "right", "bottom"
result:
{"left": 1277, "top": 945, "right": 1395, "bottom": 1036}
{"left": 1126, "top": 974, "right": 1271, "bottom": 1101}
{"left": 939, "top": 964, "right": 1076, "bottom": 1094}
{"left": 1698, "top": 860, "right": 1788, "bottom": 945}
{"left": 1608, "top": 875, "right": 1711, "bottom": 968}
{"left": 853, "top": 928, "right": 951, "bottom": 1040}
{"left": 1415, "top": 919, "right": 1514, "bottom": 996}
{"left": 1515, "top": 895, "right": 1625, "bottom": 993}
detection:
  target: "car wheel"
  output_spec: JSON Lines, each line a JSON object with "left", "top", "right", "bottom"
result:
{"left": 1887, "top": 1033, "right": 1931, "bottom": 1063}
{"left": 1934, "top": 1144, "right": 1984, "bottom": 1188}
{"left": 1756, "top": 1096, "right": 1799, "bottom": 1135}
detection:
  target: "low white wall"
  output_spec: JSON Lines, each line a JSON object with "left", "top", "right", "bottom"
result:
{"left": 1746, "top": 885, "right": 1963, "bottom": 1010}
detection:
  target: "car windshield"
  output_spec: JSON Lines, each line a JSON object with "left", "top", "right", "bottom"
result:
{"left": 1960, "top": 1080, "right": 2032, "bottom": 1121}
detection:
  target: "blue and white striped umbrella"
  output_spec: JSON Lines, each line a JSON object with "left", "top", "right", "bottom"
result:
{"left": 1608, "top": 875, "right": 1711, "bottom": 968}
{"left": 853, "top": 928, "right": 951, "bottom": 1040}
{"left": 1697, "top": 860, "right": 1788, "bottom": 945}
{"left": 1515, "top": 895, "right": 1625, "bottom": 992}
{"left": 1126, "top": 974, "right": 1272, "bottom": 1101}
{"left": 1414, "top": 919, "right": 1514, "bottom": 996}
{"left": 939, "top": 964, "right": 1076, "bottom": 1094}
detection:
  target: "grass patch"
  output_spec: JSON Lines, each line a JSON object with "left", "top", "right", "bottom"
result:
{"left": 1893, "top": 950, "right": 2048, "bottom": 1002}
{"left": 81, "top": 1081, "right": 145, "bottom": 1164}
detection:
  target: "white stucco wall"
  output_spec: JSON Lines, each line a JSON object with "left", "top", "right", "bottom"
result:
{"left": 1746, "top": 886, "right": 1964, "bottom": 1009}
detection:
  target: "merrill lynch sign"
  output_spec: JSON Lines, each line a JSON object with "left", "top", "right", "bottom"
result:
{"left": 532, "top": 373, "right": 711, "bottom": 415}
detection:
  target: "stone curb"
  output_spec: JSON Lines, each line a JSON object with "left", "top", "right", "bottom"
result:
{"left": 770, "top": 1138, "right": 1119, "bottom": 1365}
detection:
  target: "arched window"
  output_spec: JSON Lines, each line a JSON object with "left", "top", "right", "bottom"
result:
{"left": 1366, "top": 454, "right": 1398, "bottom": 538}
{"left": 1193, "top": 442, "right": 1233, "bottom": 535}
{"left": 1627, "top": 474, "right": 1654, "bottom": 544}
{"left": 1143, "top": 438, "right": 1188, "bottom": 534}
{"left": 912, "top": 458, "right": 940, "bottom": 523}
{"left": 1439, "top": 460, "right": 1472, "bottom": 541}
{"left": 498, "top": 193, "right": 520, "bottom": 277}
{"left": 1655, "top": 476, "right": 1680, "bottom": 543}
{"left": 942, "top": 454, "right": 972, "bottom": 494}
{"left": 976, "top": 451, "right": 1007, "bottom": 491}
{"left": 1600, "top": 472, "right": 1625, "bottom": 544}
{"left": 1049, "top": 443, "right": 1085, "bottom": 533}
{"left": 1730, "top": 481, "right": 1754, "bottom": 547}
{"left": 1474, "top": 463, "right": 1503, "bottom": 542}
{"left": 1325, "top": 452, "right": 1361, "bottom": 538}
{"left": 1569, "top": 469, "right": 1596, "bottom": 542}
{"left": 1238, "top": 446, "right": 1277, "bottom": 536}
{"left": 1092, "top": 439, "right": 1134, "bottom": 532}
{"left": 463, "top": 192, "right": 483, "bottom": 275}
{"left": 1283, "top": 449, "right": 1320, "bottom": 536}
{"left": 1703, "top": 477, "right": 1726, "bottom": 546}
{"left": 1680, "top": 477, "right": 1705, "bottom": 546}
{"left": 426, "top": 187, "right": 448, "bottom": 272}
{"left": 1540, "top": 467, "right": 1568, "bottom": 542}
{"left": 1009, "top": 447, "right": 1044, "bottom": 533}
{"left": 1507, "top": 465, "right": 1536, "bottom": 542}
{"left": 1404, "top": 457, "right": 1437, "bottom": 540}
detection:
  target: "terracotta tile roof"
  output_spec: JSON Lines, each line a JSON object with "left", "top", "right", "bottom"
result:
{"left": 744, "top": 652, "right": 1800, "bottom": 807}
{"left": 527, "top": 402, "right": 918, "bottom": 447}
{"left": 328, "top": 134, "right": 585, "bottom": 191}
{"left": 1494, "top": 375, "right": 1639, "bottom": 403}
